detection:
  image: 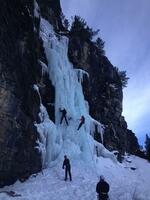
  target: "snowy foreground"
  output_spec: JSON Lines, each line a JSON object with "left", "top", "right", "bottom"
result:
{"left": 0, "top": 155, "right": 150, "bottom": 200}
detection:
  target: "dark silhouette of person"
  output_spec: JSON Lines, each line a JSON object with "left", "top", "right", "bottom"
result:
{"left": 62, "top": 155, "right": 72, "bottom": 181}
{"left": 96, "top": 175, "right": 110, "bottom": 200}
{"left": 60, "top": 108, "right": 68, "bottom": 125}
{"left": 77, "top": 115, "right": 85, "bottom": 130}
{"left": 96, "top": 146, "right": 99, "bottom": 157}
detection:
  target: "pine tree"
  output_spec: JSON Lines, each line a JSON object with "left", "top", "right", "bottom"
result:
{"left": 118, "top": 71, "right": 129, "bottom": 88}
{"left": 145, "top": 134, "right": 150, "bottom": 161}
{"left": 115, "top": 67, "right": 129, "bottom": 88}
{"left": 70, "top": 16, "right": 99, "bottom": 41}
{"left": 63, "top": 19, "right": 69, "bottom": 30}
{"left": 95, "top": 37, "right": 105, "bottom": 56}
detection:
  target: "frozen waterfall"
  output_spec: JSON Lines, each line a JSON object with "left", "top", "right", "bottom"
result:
{"left": 33, "top": 17, "right": 116, "bottom": 168}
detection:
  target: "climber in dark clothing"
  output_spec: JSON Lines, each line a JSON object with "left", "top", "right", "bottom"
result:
{"left": 96, "top": 176, "right": 110, "bottom": 200}
{"left": 60, "top": 108, "right": 68, "bottom": 125}
{"left": 77, "top": 115, "right": 85, "bottom": 130}
{"left": 62, "top": 155, "right": 72, "bottom": 181}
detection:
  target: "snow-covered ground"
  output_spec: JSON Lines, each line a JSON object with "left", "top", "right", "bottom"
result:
{"left": 0, "top": 155, "right": 150, "bottom": 200}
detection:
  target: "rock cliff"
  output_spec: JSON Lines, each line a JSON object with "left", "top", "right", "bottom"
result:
{"left": 68, "top": 35, "right": 139, "bottom": 157}
{"left": 0, "top": 0, "right": 60, "bottom": 187}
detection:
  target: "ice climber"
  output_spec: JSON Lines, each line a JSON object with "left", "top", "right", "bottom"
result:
{"left": 96, "top": 175, "right": 110, "bottom": 200}
{"left": 77, "top": 115, "right": 85, "bottom": 130}
{"left": 59, "top": 108, "right": 68, "bottom": 125}
{"left": 62, "top": 155, "right": 72, "bottom": 181}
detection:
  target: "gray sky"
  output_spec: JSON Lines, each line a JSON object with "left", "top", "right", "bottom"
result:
{"left": 60, "top": 0, "right": 150, "bottom": 145}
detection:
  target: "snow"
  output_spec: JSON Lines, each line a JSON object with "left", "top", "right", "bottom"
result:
{"left": 38, "top": 60, "right": 48, "bottom": 76}
{"left": 0, "top": 156, "right": 150, "bottom": 200}
{"left": 74, "top": 68, "right": 89, "bottom": 83}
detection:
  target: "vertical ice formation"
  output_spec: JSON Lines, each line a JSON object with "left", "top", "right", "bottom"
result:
{"left": 33, "top": 85, "right": 62, "bottom": 168}
{"left": 34, "top": 0, "right": 40, "bottom": 18}
{"left": 36, "top": 17, "right": 116, "bottom": 167}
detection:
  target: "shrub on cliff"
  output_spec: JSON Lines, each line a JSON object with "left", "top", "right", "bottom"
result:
{"left": 95, "top": 37, "right": 105, "bottom": 56}
{"left": 115, "top": 67, "right": 129, "bottom": 88}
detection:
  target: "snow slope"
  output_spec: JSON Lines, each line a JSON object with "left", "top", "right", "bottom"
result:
{"left": 0, "top": 156, "right": 150, "bottom": 200}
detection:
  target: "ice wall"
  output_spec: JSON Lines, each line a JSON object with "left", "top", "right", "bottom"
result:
{"left": 37, "top": 17, "right": 116, "bottom": 167}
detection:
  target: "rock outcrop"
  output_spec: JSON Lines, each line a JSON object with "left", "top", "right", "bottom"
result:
{"left": 0, "top": 0, "right": 59, "bottom": 187}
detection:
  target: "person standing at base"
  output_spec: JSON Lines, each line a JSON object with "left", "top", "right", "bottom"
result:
{"left": 96, "top": 175, "right": 110, "bottom": 200}
{"left": 77, "top": 115, "right": 85, "bottom": 130}
{"left": 62, "top": 155, "right": 72, "bottom": 181}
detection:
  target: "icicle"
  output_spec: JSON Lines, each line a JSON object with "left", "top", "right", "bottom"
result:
{"left": 94, "top": 141, "right": 117, "bottom": 163}
{"left": 38, "top": 60, "right": 48, "bottom": 76}
{"left": 33, "top": 84, "right": 41, "bottom": 102}
{"left": 90, "top": 117, "right": 104, "bottom": 144}
{"left": 34, "top": 83, "right": 63, "bottom": 167}
{"left": 34, "top": 0, "right": 40, "bottom": 18}
{"left": 33, "top": 85, "right": 46, "bottom": 167}
{"left": 75, "top": 69, "right": 89, "bottom": 83}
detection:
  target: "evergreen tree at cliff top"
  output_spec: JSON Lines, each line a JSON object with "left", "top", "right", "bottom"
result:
{"left": 145, "top": 134, "right": 150, "bottom": 161}
{"left": 70, "top": 15, "right": 129, "bottom": 88}
{"left": 70, "top": 15, "right": 99, "bottom": 41}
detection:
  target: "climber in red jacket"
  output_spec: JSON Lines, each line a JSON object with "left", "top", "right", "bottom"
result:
{"left": 77, "top": 115, "right": 85, "bottom": 130}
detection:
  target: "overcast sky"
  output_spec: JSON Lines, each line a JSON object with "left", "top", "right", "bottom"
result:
{"left": 60, "top": 0, "right": 150, "bottom": 145}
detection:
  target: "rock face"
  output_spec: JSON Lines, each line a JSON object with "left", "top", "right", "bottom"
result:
{"left": 0, "top": 0, "right": 59, "bottom": 187}
{"left": 0, "top": 0, "right": 139, "bottom": 187}
{"left": 68, "top": 36, "right": 139, "bottom": 156}
{"left": 37, "top": 0, "right": 64, "bottom": 31}
{"left": 0, "top": 0, "right": 41, "bottom": 187}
